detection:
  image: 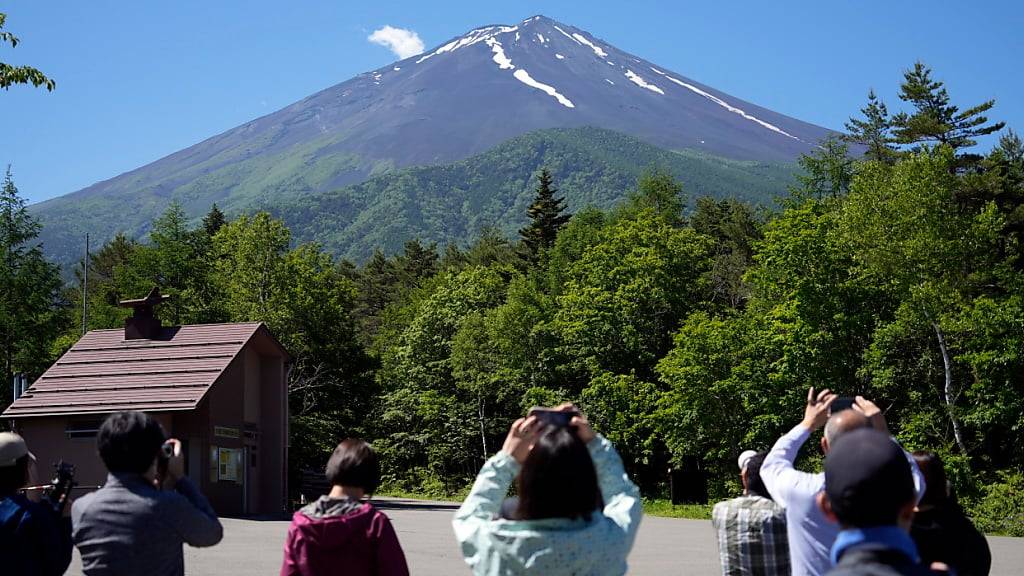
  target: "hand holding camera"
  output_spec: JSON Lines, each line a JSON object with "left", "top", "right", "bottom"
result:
{"left": 157, "top": 438, "right": 185, "bottom": 490}
{"left": 503, "top": 404, "right": 597, "bottom": 462}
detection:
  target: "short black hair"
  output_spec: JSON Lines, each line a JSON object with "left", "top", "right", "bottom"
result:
{"left": 0, "top": 454, "right": 30, "bottom": 495}
{"left": 325, "top": 439, "right": 379, "bottom": 493}
{"left": 744, "top": 452, "right": 771, "bottom": 500}
{"left": 516, "top": 426, "right": 602, "bottom": 521}
{"left": 97, "top": 411, "right": 166, "bottom": 474}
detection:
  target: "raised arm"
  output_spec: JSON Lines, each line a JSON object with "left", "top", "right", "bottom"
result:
{"left": 452, "top": 417, "right": 538, "bottom": 562}
{"left": 852, "top": 396, "right": 927, "bottom": 501}
{"left": 762, "top": 387, "right": 836, "bottom": 507}
{"left": 162, "top": 477, "right": 224, "bottom": 547}
{"left": 587, "top": 434, "right": 642, "bottom": 543}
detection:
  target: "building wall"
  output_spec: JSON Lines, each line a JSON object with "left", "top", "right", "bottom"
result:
{"left": 259, "top": 354, "right": 286, "bottom": 513}
{"left": 202, "top": 355, "right": 246, "bottom": 515}
{"left": 9, "top": 328, "right": 288, "bottom": 517}
{"left": 12, "top": 413, "right": 174, "bottom": 499}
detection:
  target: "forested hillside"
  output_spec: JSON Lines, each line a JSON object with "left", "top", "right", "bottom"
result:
{"left": 267, "top": 127, "right": 795, "bottom": 260}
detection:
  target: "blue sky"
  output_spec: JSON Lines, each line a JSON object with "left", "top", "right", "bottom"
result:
{"left": 2, "top": 1, "right": 1022, "bottom": 203}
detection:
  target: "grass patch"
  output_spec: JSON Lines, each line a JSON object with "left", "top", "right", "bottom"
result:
{"left": 374, "top": 491, "right": 713, "bottom": 521}
{"left": 642, "top": 498, "right": 713, "bottom": 520}
{"left": 375, "top": 487, "right": 469, "bottom": 503}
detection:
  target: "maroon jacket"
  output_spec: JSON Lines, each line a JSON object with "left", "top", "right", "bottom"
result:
{"left": 280, "top": 498, "right": 409, "bottom": 576}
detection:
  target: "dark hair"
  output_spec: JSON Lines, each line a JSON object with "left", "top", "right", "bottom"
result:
{"left": 97, "top": 411, "right": 166, "bottom": 474}
{"left": 0, "top": 454, "right": 30, "bottom": 495}
{"left": 744, "top": 452, "right": 771, "bottom": 500}
{"left": 325, "top": 439, "right": 379, "bottom": 493}
{"left": 912, "top": 451, "right": 950, "bottom": 507}
{"left": 515, "top": 427, "right": 602, "bottom": 521}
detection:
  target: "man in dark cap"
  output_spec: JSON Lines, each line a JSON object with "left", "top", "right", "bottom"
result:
{"left": 0, "top": 431, "right": 73, "bottom": 576}
{"left": 817, "top": 428, "right": 943, "bottom": 576}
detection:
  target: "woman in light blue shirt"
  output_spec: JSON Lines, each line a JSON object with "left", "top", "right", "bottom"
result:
{"left": 452, "top": 405, "right": 642, "bottom": 575}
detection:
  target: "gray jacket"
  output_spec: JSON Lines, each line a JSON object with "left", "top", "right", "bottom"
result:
{"left": 72, "top": 473, "right": 223, "bottom": 576}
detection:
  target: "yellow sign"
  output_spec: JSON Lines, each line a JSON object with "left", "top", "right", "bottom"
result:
{"left": 214, "top": 426, "right": 240, "bottom": 439}
{"left": 218, "top": 447, "right": 239, "bottom": 481}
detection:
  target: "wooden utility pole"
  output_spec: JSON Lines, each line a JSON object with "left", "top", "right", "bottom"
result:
{"left": 82, "top": 233, "right": 89, "bottom": 335}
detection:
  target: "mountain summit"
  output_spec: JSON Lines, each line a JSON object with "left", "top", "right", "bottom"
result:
{"left": 34, "top": 15, "right": 833, "bottom": 263}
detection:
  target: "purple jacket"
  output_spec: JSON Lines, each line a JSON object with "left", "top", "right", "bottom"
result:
{"left": 281, "top": 498, "right": 409, "bottom": 576}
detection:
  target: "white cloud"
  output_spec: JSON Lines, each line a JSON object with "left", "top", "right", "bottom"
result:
{"left": 368, "top": 25, "right": 425, "bottom": 60}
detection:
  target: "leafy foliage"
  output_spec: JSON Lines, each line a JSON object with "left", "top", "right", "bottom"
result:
{"left": 0, "top": 13, "right": 55, "bottom": 91}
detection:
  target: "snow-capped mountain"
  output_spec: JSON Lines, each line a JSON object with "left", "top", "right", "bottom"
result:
{"left": 33, "top": 15, "right": 835, "bottom": 263}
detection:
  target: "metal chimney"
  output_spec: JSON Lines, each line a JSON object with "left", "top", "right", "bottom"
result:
{"left": 118, "top": 287, "right": 171, "bottom": 340}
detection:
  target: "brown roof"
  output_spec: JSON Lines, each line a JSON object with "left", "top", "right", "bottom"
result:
{"left": 3, "top": 323, "right": 285, "bottom": 418}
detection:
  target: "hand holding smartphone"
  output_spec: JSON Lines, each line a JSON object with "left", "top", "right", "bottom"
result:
{"left": 527, "top": 406, "right": 580, "bottom": 428}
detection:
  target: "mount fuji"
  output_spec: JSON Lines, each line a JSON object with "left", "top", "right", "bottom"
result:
{"left": 33, "top": 15, "right": 835, "bottom": 264}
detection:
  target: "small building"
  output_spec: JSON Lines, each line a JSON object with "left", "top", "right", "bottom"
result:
{"left": 2, "top": 289, "right": 290, "bottom": 515}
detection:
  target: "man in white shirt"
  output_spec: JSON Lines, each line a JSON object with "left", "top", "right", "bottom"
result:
{"left": 761, "top": 388, "right": 925, "bottom": 576}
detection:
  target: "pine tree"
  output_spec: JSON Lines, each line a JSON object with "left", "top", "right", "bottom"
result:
{"left": 0, "top": 168, "right": 64, "bottom": 406}
{"left": 790, "top": 136, "right": 854, "bottom": 202}
{"left": 518, "top": 169, "right": 571, "bottom": 259}
{"left": 891, "top": 62, "right": 1005, "bottom": 153}
{"left": 844, "top": 89, "right": 898, "bottom": 163}
{"left": 202, "top": 203, "right": 226, "bottom": 237}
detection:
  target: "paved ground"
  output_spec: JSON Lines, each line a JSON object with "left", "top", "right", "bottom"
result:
{"left": 67, "top": 498, "right": 1023, "bottom": 575}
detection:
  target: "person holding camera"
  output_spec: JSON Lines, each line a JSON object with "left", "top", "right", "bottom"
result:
{"left": 760, "top": 389, "right": 925, "bottom": 576}
{"left": 0, "top": 431, "right": 73, "bottom": 576}
{"left": 452, "top": 404, "right": 642, "bottom": 576}
{"left": 72, "top": 411, "right": 223, "bottom": 576}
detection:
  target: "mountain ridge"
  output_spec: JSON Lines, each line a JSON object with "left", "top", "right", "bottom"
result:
{"left": 32, "top": 14, "right": 826, "bottom": 265}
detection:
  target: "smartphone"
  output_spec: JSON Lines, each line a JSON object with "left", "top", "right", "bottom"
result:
{"left": 528, "top": 407, "right": 580, "bottom": 428}
{"left": 830, "top": 396, "right": 856, "bottom": 414}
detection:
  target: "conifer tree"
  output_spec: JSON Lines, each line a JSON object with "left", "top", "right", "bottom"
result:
{"left": 844, "top": 89, "right": 898, "bottom": 164}
{"left": 891, "top": 62, "right": 1004, "bottom": 154}
{"left": 202, "top": 203, "right": 226, "bottom": 237}
{"left": 519, "top": 169, "right": 571, "bottom": 259}
{"left": 0, "top": 168, "right": 63, "bottom": 405}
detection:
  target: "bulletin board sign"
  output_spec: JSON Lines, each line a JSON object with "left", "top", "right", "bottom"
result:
{"left": 209, "top": 446, "right": 243, "bottom": 484}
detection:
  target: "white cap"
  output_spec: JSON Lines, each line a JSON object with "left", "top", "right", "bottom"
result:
{"left": 737, "top": 450, "right": 758, "bottom": 472}
{"left": 0, "top": 432, "right": 34, "bottom": 467}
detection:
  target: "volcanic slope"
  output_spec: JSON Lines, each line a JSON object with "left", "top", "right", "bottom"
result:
{"left": 33, "top": 15, "right": 831, "bottom": 264}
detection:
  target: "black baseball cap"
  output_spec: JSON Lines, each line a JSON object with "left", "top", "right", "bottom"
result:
{"left": 824, "top": 428, "right": 914, "bottom": 527}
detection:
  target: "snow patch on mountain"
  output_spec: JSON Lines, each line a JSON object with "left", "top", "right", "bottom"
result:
{"left": 555, "top": 53, "right": 565, "bottom": 59}
{"left": 536, "top": 33, "right": 547, "bottom": 44}
{"left": 486, "top": 38, "right": 515, "bottom": 70}
{"left": 552, "top": 25, "right": 581, "bottom": 44}
{"left": 572, "top": 33, "right": 608, "bottom": 57}
{"left": 649, "top": 68, "right": 799, "bottom": 140}
{"left": 513, "top": 69, "right": 575, "bottom": 108}
{"left": 416, "top": 25, "right": 518, "bottom": 64}
{"left": 605, "top": 79, "right": 615, "bottom": 85}
{"left": 625, "top": 70, "right": 664, "bottom": 95}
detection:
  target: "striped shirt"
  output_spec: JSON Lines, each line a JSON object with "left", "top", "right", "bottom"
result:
{"left": 712, "top": 494, "right": 790, "bottom": 576}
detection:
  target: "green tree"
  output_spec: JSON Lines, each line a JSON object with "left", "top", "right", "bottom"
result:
{"left": 891, "top": 62, "right": 1004, "bottom": 159}
{"left": 118, "top": 202, "right": 218, "bottom": 324}
{"left": 618, "top": 168, "right": 686, "bottom": 226}
{"left": 0, "top": 168, "right": 64, "bottom": 406}
{"left": 0, "top": 13, "right": 54, "bottom": 91}
{"left": 554, "top": 209, "right": 713, "bottom": 380}
{"left": 844, "top": 89, "right": 898, "bottom": 163}
{"left": 211, "top": 212, "right": 291, "bottom": 323}
{"left": 838, "top": 148, "right": 1003, "bottom": 453}
{"left": 691, "top": 197, "right": 763, "bottom": 309}
{"left": 518, "top": 169, "right": 571, "bottom": 259}
{"left": 202, "top": 204, "right": 227, "bottom": 237}
{"left": 790, "top": 136, "right": 854, "bottom": 201}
